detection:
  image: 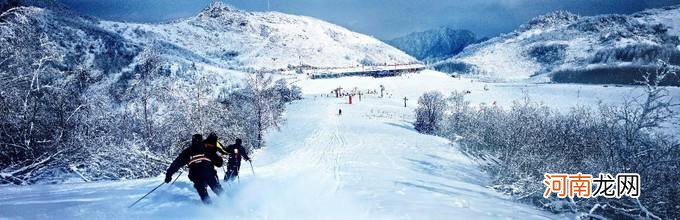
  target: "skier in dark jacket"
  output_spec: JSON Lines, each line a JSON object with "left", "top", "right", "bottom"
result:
{"left": 224, "top": 138, "right": 251, "bottom": 182}
{"left": 165, "top": 134, "right": 224, "bottom": 204}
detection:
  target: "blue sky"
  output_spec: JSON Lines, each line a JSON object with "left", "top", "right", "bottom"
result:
{"left": 62, "top": 0, "right": 680, "bottom": 40}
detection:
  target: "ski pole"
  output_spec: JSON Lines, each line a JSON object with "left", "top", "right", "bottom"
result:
{"left": 249, "top": 160, "right": 255, "bottom": 177}
{"left": 128, "top": 182, "right": 165, "bottom": 208}
{"left": 222, "top": 166, "right": 229, "bottom": 182}
{"left": 128, "top": 171, "right": 181, "bottom": 208}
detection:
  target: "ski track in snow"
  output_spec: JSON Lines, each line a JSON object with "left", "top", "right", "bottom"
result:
{"left": 5, "top": 70, "right": 676, "bottom": 220}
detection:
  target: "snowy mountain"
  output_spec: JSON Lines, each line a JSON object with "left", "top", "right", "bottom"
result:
{"left": 388, "top": 27, "right": 477, "bottom": 62}
{"left": 434, "top": 7, "right": 680, "bottom": 85}
{"left": 98, "top": 2, "right": 416, "bottom": 72}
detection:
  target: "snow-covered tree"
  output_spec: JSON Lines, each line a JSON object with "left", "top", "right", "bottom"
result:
{"left": 0, "top": 27, "right": 69, "bottom": 184}
{"left": 246, "top": 72, "right": 285, "bottom": 148}
{"left": 219, "top": 72, "right": 289, "bottom": 150}
{"left": 414, "top": 91, "right": 447, "bottom": 135}
{"left": 125, "top": 45, "right": 167, "bottom": 151}
{"left": 274, "top": 78, "right": 302, "bottom": 103}
{"left": 442, "top": 91, "right": 472, "bottom": 138}
{"left": 424, "top": 65, "right": 680, "bottom": 218}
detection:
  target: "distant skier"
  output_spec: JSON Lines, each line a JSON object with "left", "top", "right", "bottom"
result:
{"left": 165, "top": 134, "right": 224, "bottom": 204}
{"left": 223, "top": 139, "right": 251, "bottom": 182}
{"left": 338, "top": 109, "right": 342, "bottom": 115}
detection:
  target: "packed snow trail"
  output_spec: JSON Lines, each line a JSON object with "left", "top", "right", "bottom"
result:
{"left": 259, "top": 95, "right": 557, "bottom": 219}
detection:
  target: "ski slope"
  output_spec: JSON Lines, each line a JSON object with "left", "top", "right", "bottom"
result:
{"left": 0, "top": 96, "right": 554, "bottom": 219}
{"left": 6, "top": 70, "right": 679, "bottom": 220}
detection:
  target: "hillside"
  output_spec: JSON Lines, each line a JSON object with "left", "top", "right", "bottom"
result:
{"left": 434, "top": 7, "right": 680, "bottom": 84}
{"left": 0, "top": 5, "right": 139, "bottom": 75}
{"left": 99, "top": 2, "right": 417, "bottom": 72}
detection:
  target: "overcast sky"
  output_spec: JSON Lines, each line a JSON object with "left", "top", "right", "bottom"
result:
{"left": 62, "top": 0, "right": 680, "bottom": 40}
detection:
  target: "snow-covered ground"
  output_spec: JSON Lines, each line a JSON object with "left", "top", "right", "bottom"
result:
{"left": 3, "top": 70, "right": 679, "bottom": 220}
{"left": 299, "top": 70, "right": 680, "bottom": 109}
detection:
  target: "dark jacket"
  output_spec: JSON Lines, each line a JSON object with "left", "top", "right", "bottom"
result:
{"left": 224, "top": 143, "right": 250, "bottom": 166}
{"left": 166, "top": 142, "right": 223, "bottom": 182}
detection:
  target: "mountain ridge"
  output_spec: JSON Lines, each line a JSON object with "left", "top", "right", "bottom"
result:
{"left": 97, "top": 1, "right": 417, "bottom": 72}
{"left": 433, "top": 7, "right": 680, "bottom": 85}
{"left": 388, "top": 26, "right": 477, "bottom": 62}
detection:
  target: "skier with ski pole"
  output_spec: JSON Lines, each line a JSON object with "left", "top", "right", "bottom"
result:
{"left": 164, "top": 134, "right": 224, "bottom": 204}
{"left": 223, "top": 138, "right": 251, "bottom": 182}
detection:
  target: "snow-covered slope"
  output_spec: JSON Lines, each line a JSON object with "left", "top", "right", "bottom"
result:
{"left": 388, "top": 27, "right": 477, "bottom": 62}
{"left": 434, "top": 7, "right": 680, "bottom": 84}
{"left": 0, "top": 72, "right": 571, "bottom": 219}
{"left": 0, "top": 99, "right": 553, "bottom": 219}
{"left": 99, "top": 2, "right": 417, "bottom": 72}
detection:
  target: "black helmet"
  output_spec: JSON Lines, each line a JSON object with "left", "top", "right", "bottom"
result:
{"left": 235, "top": 138, "right": 242, "bottom": 145}
{"left": 205, "top": 132, "right": 218, "bottom": 145}
{"left": 192, "top": 134, "right": 203, "bottom": 145}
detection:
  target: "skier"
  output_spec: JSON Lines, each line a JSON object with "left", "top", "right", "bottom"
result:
{"left": 338, "top": 109, "right": 342, "bottom": 115}
{"left": 165, "top": 134, "right": 224, "bottom": 204}
{"left": 223, "top": 139, "right": 251, "bottom": 182}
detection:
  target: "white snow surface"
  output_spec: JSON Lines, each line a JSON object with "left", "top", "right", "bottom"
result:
{"left": 5, "top": 70, "right": 678, "bottom": 219}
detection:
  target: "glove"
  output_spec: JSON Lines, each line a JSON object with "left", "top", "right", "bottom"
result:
{"left": 164, "top": 175, "right": 173, "bottom": 183}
